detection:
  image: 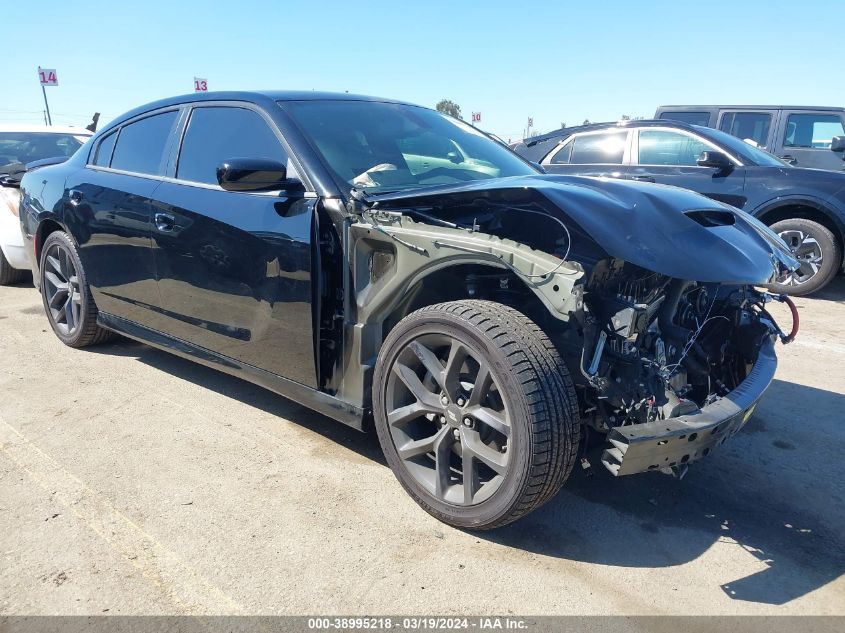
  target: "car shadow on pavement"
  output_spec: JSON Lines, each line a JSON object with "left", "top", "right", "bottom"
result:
{"left": 481, "top": 378, "right": 845, "bottom": 606}
{"left": 91, "top": 340, "right": 844, "bottom": 607}
{"left": 87, "top": 338, "right": 387, "bottom": 465}
{"left": 808, "top": 275, "right": 845, "bottom": 303}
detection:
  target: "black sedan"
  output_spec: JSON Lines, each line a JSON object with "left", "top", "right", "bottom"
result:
{"left": 514, "top": 119, "right": 845, "bottom": 295}
{"left": 19, "top": 92, "right": 797, "bottom": 529}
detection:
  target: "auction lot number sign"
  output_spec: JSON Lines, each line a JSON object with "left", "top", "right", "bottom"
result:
{"left": 38, "top": 68, "right": 58, "bottom": 86}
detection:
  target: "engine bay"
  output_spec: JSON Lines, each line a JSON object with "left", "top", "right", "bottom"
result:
{"left": 572, "top": 259, "right": 781, "bottom": 433}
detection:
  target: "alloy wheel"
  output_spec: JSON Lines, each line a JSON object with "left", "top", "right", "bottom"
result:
{"left": 42, "top": 243, "right": 82, "bottom": 336}
{"left": 776, "top": 229, "right": 823, "bottom": 286}
{"left": 385, "top": 333, "right": 511, "bottom": 506}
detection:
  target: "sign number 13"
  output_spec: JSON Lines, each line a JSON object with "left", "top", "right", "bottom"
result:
{"left": 194, "top": 78, "right": 208, "bottom": 92}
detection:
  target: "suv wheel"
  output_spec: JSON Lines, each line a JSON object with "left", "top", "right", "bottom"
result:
{"left": 769, "top": 218, "right": 841, "bottom": 296}
{"left": 39, "top": 231, "right": 113, "bottom": 347}
{"left": 373, "top": 300, "right": 579, "bottom": 530}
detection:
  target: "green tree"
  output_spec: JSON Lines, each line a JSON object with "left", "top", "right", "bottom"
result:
{"left": 436, "top": 99, "right": 463, "bottom": 119}
{"left": 582, "top": 118, "right": 591, "bottom": 125}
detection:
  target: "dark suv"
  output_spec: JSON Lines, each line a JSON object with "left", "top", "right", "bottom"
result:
{"left": 515, "top": 119, "right": 845, "bottom": 295}
{"left": 655, "top": 105, "right": 845, "bottom": 172}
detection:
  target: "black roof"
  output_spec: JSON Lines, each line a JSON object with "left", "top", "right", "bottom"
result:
{"left": 103, "top": 90, "right": 417, "bottom": 131}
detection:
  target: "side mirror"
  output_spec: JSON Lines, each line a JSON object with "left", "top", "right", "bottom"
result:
{"left": 216, "top": 158, "right": 300, "bottom": 192}
{"left": 531, "top": 161, "right": 546, "bottom": 173}
{"left": 446, "top": 151, "right": 463, "bottom": 164}
{"left": 831, "top": 136, "right": 845, "bottom": 153}
{"left": 697, "top": 150, "right": 732, "bottom": 170}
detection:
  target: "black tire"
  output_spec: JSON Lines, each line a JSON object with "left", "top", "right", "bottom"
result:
{"left": 768, "top": 218, "right": 841, "bottom": 296}
{"left": 373, "top": 300, "right": 580, "bottom": 530}
{"left": 39, "top": 231, "right": 113, "bottom": 348}
{"left": 0, "top": 248, "right": 26, "bottom": 285}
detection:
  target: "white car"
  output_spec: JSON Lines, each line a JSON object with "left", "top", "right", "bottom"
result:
{"left": 0, "top": 124, "right": 92, "bottom": 284}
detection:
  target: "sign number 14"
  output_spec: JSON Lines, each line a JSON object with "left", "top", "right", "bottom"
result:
{"left": 38, "top": 68, "right": 58, "bottom": 86}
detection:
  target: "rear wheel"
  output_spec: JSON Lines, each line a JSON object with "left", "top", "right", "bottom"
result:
{"left": 373, "top": 300, "right": 579, "bottom": 530}
{"left": 769, "top": 218, "right": 840, "bottom": 296}
{"left": 39, "top": 231, "right": 112, "bottom": 347}
{"left": 0, "top": 248, "right": 26, "bottom": 285}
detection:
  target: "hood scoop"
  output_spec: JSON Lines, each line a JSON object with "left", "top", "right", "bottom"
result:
{"left": 684, "top": 209, "right": 736, "bottom": 227}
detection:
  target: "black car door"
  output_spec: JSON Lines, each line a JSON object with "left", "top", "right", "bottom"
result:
{"left": 540, "top": 130, "right": 632, "bottom": 180}
{"left": 629, "top": 128, "right": 748, "bottom": 209}
{"left": 150, "top": 104, "right": 317, "bottom": 387}
{"left": 65, "top": 109, "right": 179, "bottom": 328}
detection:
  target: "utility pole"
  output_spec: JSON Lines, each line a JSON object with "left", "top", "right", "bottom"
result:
{"left": 41, "top": 84, "right": 52, "bottom": 125}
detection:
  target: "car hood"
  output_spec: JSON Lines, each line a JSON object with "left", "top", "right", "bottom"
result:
{"left": 366, "top": 175, "right": 798, "bottom": 284}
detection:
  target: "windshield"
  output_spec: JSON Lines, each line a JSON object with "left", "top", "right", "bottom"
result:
{"left": 282, "top": 100, "right": 537, "bottom": 193}
{"left": 0, "top": 132, "right": 87, "bottom": 173}
{"left": 693, "top": 126, "right": 788, "bottom": 167}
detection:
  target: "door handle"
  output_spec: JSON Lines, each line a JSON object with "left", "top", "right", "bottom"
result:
{"left": 154, "top": 212, "right": 175, "bottom": 232}
{"left": 779, "top": 155, "right": 797, "bottom": 165}
{"left": 631, "top": 175, "right": 655, "bottom": 183}
{"left": 69, "top": 190, "right": 84, "bottom": 206}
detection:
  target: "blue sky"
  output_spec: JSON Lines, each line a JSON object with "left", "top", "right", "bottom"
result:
{"left": 5, "top": 0, "right": 843, "bottom": 142}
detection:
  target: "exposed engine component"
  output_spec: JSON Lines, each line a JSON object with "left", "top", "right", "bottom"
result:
{"left": 576, "top": 259, "right": 779, "bottom": 431}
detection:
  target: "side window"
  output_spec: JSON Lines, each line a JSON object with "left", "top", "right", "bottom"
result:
{"left": 177, "top": 107, "right": 286, "bottom": 185}
{"left": 637, "top": 130, "right": 710, "bottom": 166}
{"left": 92, "top": 131, "right": 117, "bottom": 167}
{"left": 659, "top": 112, "right": 710, "bottom": 126}
{"left": 110, "top": 111, "right": 178, "bottom": 175}
{"left": 549, "top": 140, "right": 573, "bottom": 164}
{"left": 719, "top": 112, "right": 771, "bottom": 147}
{"left": 784, "top": 114, "right": 845, "bottom": 149}
{"left": 568, "top": 132, "right": 627, "bottom": 164}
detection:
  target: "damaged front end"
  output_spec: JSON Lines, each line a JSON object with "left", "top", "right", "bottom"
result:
{"left": 573, "top": 259, "right": 789, "bottom": 476}
{"left": 340, "top": 175, "right": 798, "bottom": 478}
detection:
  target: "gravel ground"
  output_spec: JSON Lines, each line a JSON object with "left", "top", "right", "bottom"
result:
{"left": 1, "top": 277, "right": 843, "bottom": 615}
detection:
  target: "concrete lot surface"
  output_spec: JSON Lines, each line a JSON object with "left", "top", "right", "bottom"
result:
{"left": 1, "top": 278, "right": 844, "bottom": 615}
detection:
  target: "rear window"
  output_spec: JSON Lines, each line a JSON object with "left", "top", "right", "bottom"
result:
{"left": 659, "top": 111, "right": 711, "bottom": 126}
{"left": 92, "top": 131, "right": 118, "bottom": 167}
{"left": 784, "top": 114, "right": 845, "bottom": 149}
{"left": 719, "top": 112, "right": 772, "bottom": 147}
{"left": 0, "top": 132, "right": 86, "bottom": 172}
{"left": 110, "top": 111, "right": 178, "bottom": 176}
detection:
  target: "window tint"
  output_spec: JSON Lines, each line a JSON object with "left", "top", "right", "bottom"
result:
{"left": 177, "top": 107, "right": 286, "bottom": 184}
{"left": 92, "top": 131, "right": 117, "bottom": 167}
{"left": 638, "top": 130, "right": 711, "bottom": 166}
{"left": 784, "top": 114, "right": 845, "bottom": 149}
{"left": 549, "top": 140, "right": 573, "bottom": 164}
{"left": 283, "top": 100, "right": 535, "bottom": 193}
{"left": 659, "top": 111, "right": 711, "bottom": 126}
{"left": 719, "top": 112, "right": 771, "bottom": 147}
{"left": 568, "top": 132, "right": 627, "bottom": 164}
{"left": 110, "top": 111, "right": 177, "bottom": 175}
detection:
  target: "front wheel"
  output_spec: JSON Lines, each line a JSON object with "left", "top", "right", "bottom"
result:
{"left": 373, "top": 300, "right": 579, "bottom": 530}
{"left": 769, "top": 218, "right": 841, "bottom": 296}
